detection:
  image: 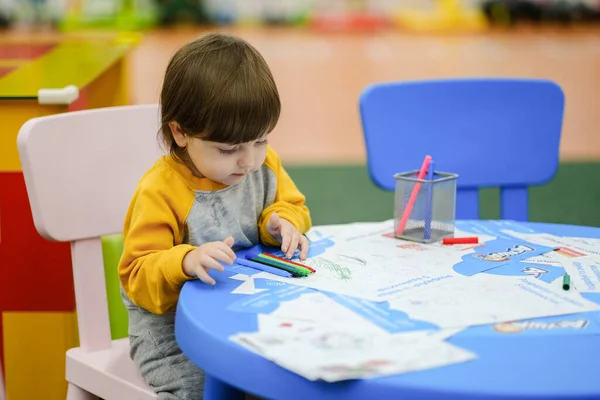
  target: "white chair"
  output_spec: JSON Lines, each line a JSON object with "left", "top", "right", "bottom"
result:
{"left": 17, "top": 105, "right": 165, "bottom": 399}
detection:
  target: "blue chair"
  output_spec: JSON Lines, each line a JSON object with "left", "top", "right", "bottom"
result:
{"left": 359, "top": 78, "right": 565, "bottom": 221}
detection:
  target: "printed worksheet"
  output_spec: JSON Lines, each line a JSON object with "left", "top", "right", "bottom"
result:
{"left": 561, "top": 256, "right": 600, "bottom": 293}
{"left": 501, "top": 230, "right": 600, "bottom": 257}
{"left": 230, "top": 327, "right": 477, "bottom": 382}
{"left": 261, "top": 229, "right": 466, "bottom": 301}
{"left": 456, "top": 311, "right": 600, "bottom": 337}
{"left": 246, "top": 220, "right": 559, "bottom": 302}
{"left": 569, "top": 237, "right": 600, "bottom": 248}
{"left": 452, "top": 238, "right": 555, "bottom": 276}
{"left": 522, "top": 251, "right": 568, "bottom": 267}
{"left": 387, "top": 274, "right": 600, "bottom": 328}
{"left": 227, "top": 285, "right": 439, "bottom": 334}
{"left": 484, "top": 260, "right": 566, "bottom": 284}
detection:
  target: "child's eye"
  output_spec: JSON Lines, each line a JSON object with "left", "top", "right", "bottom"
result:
{"left": 255, "top": 139, "right": 268, "bottom": 146}
{"left": 219, "top": 148, "right": 237, "bottom": 155}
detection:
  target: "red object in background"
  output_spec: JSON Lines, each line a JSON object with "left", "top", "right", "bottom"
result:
{"left": 0, "top": 43, "right": 56, "bottom": 60}
{"left": 0, "top": 173, "right": 76, "bottom": 366}
{"left": 0, "top": 67, "right": 16, "bottom": 79}
{"left": 310, "top": 13, "right": 390, "bottom": 32}
{"left": 0, "top": 173, "right": 75, "bottom": 312}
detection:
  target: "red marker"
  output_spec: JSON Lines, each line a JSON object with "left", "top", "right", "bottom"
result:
{"left": 443, "top": 237, "right": 479, "bottom": 245}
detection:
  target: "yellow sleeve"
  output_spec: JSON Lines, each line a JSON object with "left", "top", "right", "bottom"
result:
{"left": 118, "top": 164, "right": 196, "bottom": 314}
{"left": 259, "top": 146, "right": 312, "bottom": 246}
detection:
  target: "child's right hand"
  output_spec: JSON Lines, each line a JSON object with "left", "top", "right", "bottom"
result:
{"left": 182, "top": 236, "right": 236, "bottom": 285}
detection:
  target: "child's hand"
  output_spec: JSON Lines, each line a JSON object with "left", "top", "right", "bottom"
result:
{"left": 266, "top": 213, "right": 309, "bottom": 260}
{"left": 182, "top": 236, "right": 236, "bottom": 285}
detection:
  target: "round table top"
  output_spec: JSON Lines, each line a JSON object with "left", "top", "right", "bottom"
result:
{"left": 176, "top": 221, "right": 600, "bottom": 400}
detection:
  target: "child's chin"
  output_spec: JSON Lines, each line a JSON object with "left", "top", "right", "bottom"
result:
{"left": 225, "top": 174, "right": 247, "bottom": 184}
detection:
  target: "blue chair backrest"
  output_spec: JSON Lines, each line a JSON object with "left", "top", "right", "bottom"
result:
{"left": 359, "top": 78, "right": 565, "bottom": 221}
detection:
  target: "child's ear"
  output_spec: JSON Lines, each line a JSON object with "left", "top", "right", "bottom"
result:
{"left": 169, "top": 122, "right": 188, "bottom": 148}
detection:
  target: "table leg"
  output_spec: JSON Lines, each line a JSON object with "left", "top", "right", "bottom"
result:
{"left": 204, "top": 374, "right": 244, "bottom": 400}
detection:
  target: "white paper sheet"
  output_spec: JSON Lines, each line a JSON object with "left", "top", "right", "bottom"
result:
{"left": 267, "top": 291, "right": 389, "bottom": 334}
{"left": 387, "top": 274, "right": 600, "bottom": 328}
{"left": 263, "top": 222, "right": 467, "bottom": 301}
{"left": 230, "top": 327, "right": 476, "bottom": 382}
{"left": 522, "top": 248, "right": 576, "bottom": 266}
{"left": 561, "top": 256, "right": 600, "bottom": 292}
{"left": 231, "top": 278, "right": 256, "bottom": 295}
{"left": 256, "top": 314, "right": 322, "bottom": 334}
{"left": 568, "top": 237, "right": 600, "bottom": 248}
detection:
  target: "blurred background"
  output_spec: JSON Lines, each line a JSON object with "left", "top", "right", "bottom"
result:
{"left": 1, "top": 0, "right": 598, "bottom": 227}
{"left": 0, "top": 1, "right": 599, "bottom": 399}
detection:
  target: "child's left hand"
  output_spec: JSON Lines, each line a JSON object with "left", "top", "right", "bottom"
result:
{"left": 266, "top": 212, "right": 309, "bottom": 260}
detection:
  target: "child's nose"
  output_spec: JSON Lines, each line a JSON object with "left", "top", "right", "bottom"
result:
{"left": 238, "top": 152, "right": 253, "bottom": 168}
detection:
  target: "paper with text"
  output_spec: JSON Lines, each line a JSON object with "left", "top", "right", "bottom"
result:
{"left": 230, "top": 327, "right": 476, "bottom": 382}
{"left": 387, "top": 274, "right": 600, "bottom": 328}
{"left": 561, "top": 256, "right": 600, "bottom": 293}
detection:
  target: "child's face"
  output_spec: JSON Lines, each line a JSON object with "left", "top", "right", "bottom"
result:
{"left": 170, "top": 122, "right": 270, "bottom": 185}
{"left": 185, "top": 136, "right": 269, "bottom": 185}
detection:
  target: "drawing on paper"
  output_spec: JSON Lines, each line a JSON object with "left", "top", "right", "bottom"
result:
{"left": 335, "top": 254, "right": 367, "bottom": 266}
{"left": 306, "top": 257, "right": 353, "bottom": 281}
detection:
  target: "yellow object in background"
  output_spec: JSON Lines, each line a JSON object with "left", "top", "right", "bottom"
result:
{"left": 3, "top": 312, "right": 79, "bottom": 400}
{"left": 394, "top": 0, "right": 488, "bottom": 33}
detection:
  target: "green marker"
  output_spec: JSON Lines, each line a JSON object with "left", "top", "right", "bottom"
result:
{"left": 562, "top": 274, "right": 571, "bottom": 291}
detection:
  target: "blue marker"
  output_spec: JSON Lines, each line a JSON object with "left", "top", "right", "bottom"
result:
{"left": 424, "top": 160, "right": 435, "bottom": 241}
{"left": 235, "top": 258, "right": 293, "bottom": 278}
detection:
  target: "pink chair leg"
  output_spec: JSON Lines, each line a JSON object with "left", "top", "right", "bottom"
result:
{"left": 66, "top": 383, "right": 98, "bottom": 400}
{"left": 204, "top": 375, "right": 244, "bottom": 400}
{"left": 0, "top": 361, "right": 5, "bottom": 400}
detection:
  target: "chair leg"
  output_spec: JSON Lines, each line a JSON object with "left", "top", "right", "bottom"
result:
{"left": 204, "top": 374, "right": 244, "bottom": 400}
{"left": 66, "top": 383, "right": 99, "bottom": 400}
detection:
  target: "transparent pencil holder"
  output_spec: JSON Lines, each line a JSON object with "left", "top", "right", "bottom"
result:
{"left": 393, "top": 170, "right": 459, "bottom": 243}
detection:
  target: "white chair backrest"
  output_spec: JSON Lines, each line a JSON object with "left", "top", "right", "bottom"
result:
{"left": 17, "top": 104, "right": 165, "bottom": 352}
{"left": 17, "top": 104, "right": 164, "bottom": 242}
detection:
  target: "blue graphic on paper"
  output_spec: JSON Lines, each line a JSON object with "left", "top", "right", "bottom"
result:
{"left": 226, "top": 285, "right": 439, "bottom": 333}
{"left": 232, "top": 228, "right": 337, "bottom": 266}
{"left": 323, "top": 292, "right": 438, "bottom": 333}
{"left": 253, "top": 278, "right": 289, "bottom": 291}
{"left": 456, "top": 311, "right": 600, "bottom": 338}
{"left": 486, "top": 262, "right": 566, "bottom": 283}
{"left": 227, "top": 285, "right": 314, "bottom": 314}
{"left": 224, "top": 229, "right": 337, "bottom": 280}
{"left": 453, "top": 238, "right": 556, "bottom": 276}
{"left": 264, "top": 233, "right": 336, "bottom": 259}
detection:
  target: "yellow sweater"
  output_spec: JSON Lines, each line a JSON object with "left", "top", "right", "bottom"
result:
{"left": 118, "top": 146, "right": 311, "bottom": 315}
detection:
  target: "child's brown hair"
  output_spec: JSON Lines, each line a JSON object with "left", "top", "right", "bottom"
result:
{"left": 160, "top": 32, "right": 281, "bottom": 157}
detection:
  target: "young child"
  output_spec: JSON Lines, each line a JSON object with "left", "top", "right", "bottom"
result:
{"left": 118, "top": 32, "right": 312, "bottom": 399}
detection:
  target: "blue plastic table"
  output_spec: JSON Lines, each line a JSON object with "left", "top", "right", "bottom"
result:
{"left": 175, "top": 222, "right": 600, "bottom": 400}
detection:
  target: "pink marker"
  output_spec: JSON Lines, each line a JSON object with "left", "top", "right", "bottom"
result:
{"left": 396, "top": 155, "right": 432, "bottom": 236}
